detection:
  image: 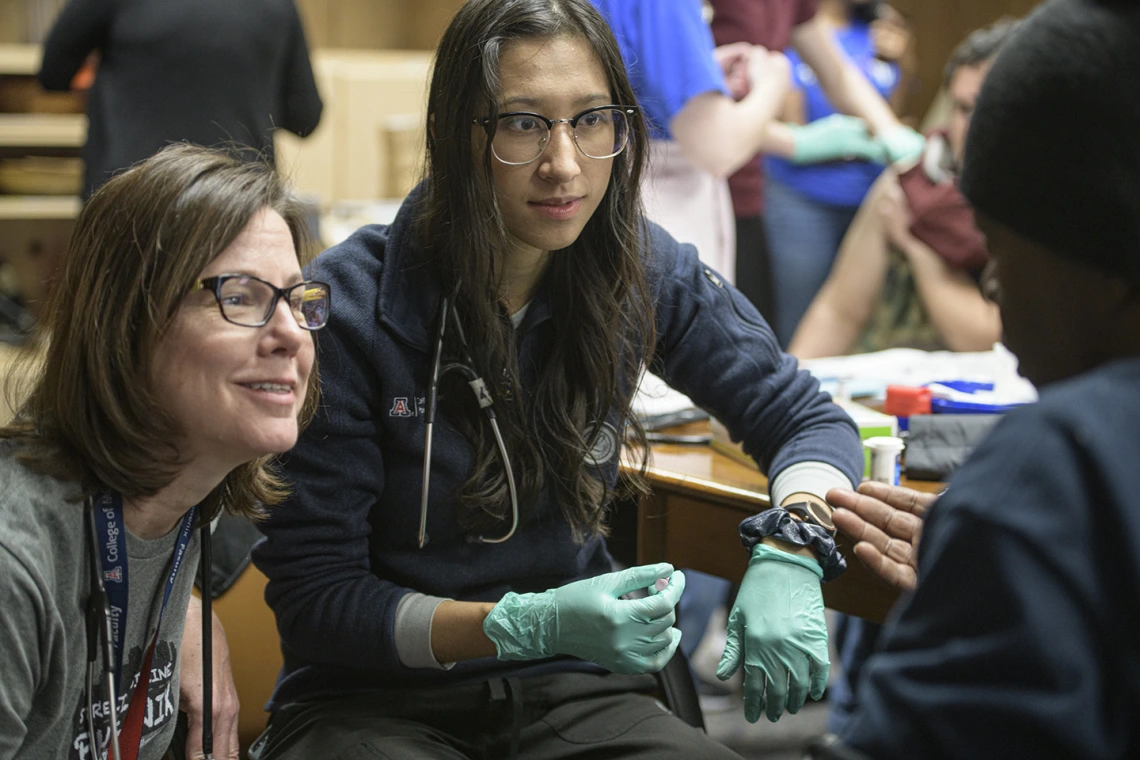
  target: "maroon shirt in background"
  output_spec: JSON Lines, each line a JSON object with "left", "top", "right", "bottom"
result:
{"left": 898, "top": 132, "right": 990, "bottom": 272}
{"left": 709, "top": 0, "right": 819, "bottom": 218}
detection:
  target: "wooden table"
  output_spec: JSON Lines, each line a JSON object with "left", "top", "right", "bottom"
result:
{"left": 625, "top": 422, "right": 943, "bottom": 624}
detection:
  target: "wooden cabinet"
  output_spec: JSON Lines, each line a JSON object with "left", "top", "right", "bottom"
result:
{"left": 295, "top": 0, "right": 464, "bottom": 50}
{"left": 0, "top": 43, "right": 83, "bottom": 220}
{"left": 276, "top": 49, "right": 432, "bottom": 206}
{"left": 891, "top": 0, "right": 1044, "bottom": 122}
{"left": 0, "top": 43, "right": 81, "bottom": 319}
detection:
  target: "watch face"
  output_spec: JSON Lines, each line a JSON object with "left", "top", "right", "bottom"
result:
{"left": 806, "top": 502, "right": 835, "bottom": 531}
{"left": 789, "top": 501, "right": 835, "bottom": 532}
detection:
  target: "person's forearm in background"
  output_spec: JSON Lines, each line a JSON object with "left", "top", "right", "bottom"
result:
{"left": 670, "top": 48, "right": 791, "bottom": 178}
{"left": 791, "top": 17, "right": 902, "bottom": 136}
{"left": 899, "top": 235, "right": 1003, "bottom": 352}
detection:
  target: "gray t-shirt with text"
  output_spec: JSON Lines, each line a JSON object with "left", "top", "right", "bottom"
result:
{"left": 0, "top": 443, "right": 200, "bottom": 760}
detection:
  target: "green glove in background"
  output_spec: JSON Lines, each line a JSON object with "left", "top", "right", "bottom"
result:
{"left": 789, "top": 114, "right": 889, "bottom": 165}
{"left": 483, "top": 563, "right": 686, "bottom": 674}
{"left": 878, "top": 124, "right": 926, "bottom": 165}
{"left": 716, "top": 544, "right": 829, "bottom": 723}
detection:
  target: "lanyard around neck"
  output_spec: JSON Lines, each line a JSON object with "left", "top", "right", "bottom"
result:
{"left": 92, "top": 492, "right": 197, "bottom": 694}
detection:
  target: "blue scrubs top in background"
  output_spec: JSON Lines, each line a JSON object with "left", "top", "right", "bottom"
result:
{"left": 766, "top": 21, "right": 900, "bottom": 208}
{"left": 591, "top": 0, "right": 729, "bottom": 140}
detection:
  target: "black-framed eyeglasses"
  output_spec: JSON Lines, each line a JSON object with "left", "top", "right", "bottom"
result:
{"left": 473, "top": 105, "right": 638, "bottom": 166}
{"left": 192, "top": 274, "right": 331, "bottom": 330}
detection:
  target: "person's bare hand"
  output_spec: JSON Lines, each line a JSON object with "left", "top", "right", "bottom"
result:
{"left": 827, "top": 482, "right": 937, "bottom": 592}
{"left": 713, "top": 42, "right": 754, "bottom": 100}
{"left": 876, "top": 173, "right": 915, "bottom": 249}
{"left": 180, "top": 598, "right": 241, "bottom": 759}
{"left": 746, "top": 47, "right": 792, "bottom": 104}
{"left": 871, "top": 6, "right": 912, "bottom": 63}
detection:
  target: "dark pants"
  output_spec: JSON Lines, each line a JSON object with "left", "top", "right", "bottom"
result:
{"left": 248, "top": 672, "right": 743, "bottom": 760}
{"left": 763, "top": 179, "right": 861, "bottom": 348}
{"left": 733, "top": 215, "right": 777, "bottom": 335}
{"left": 827, "top": 616, "right": 883, "bottom": 735}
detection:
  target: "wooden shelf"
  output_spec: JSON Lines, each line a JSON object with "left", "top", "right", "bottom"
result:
{"left": 0, "top": 113, "right": 85, "bottom": 147}
{"left": 0, "top": 194, "right": 79, "bottom": 219}
{"left": 0, "top": 45, "right": 41, "bottom": 76}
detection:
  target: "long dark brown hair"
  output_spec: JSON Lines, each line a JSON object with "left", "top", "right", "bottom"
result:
{"left": 417, "top": 0, "right": 654, "bottom": 541}
{"left": 1, "top": 144, "right": 319, "bottom": 521}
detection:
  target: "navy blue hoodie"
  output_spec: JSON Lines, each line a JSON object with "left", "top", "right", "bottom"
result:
{"left": 843, "top": 358, "right": 1140, "bottom": 759}
{"left": 253, "top": 192, "right": 863, "bottom": 708}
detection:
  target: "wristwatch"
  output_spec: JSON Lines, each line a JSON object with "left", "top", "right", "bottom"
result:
{"left": 784, "top": 500, "right": 836, "bottom": 537}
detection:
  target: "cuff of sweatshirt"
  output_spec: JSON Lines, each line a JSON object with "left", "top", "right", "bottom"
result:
{"left": 394, "top": 592, "right": 455, "bottom": 670}
{"left": 769, "top": 461, "right": 855, "bottom": 507}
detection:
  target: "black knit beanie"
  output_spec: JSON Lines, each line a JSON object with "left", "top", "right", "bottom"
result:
{"left": 959, "top": 0, "right": 1140, "bottom": 284}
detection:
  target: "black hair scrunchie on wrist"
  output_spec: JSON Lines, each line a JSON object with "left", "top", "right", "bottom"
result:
{"left": 738, "top": 507, "right": 847, "bottom": 582}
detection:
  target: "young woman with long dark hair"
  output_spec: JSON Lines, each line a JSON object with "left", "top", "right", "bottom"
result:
{"left": 251, "top": 1, "right": 864, "bottom": 757}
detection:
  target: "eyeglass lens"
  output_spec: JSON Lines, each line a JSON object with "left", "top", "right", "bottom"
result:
{"left": 492, "top": 108, "right": 630, "bottom": 165}
{"left": 217, "top": 276, "right": 330, "bottom": 329}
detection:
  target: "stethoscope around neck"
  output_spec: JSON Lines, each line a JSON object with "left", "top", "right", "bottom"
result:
{"left": 418, "top": 284, "right": 519, "bottom": 548}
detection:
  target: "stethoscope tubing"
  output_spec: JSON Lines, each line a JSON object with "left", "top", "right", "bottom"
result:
{"left": 418, "top": 287, "right": 519, "bottom": 549}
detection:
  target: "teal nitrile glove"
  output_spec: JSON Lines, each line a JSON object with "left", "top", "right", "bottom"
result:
{"left": 716, "top": 544, "right": 829, "bottom": 723}
{"left": 878, "top": 124, "right": 926, "bottom": 165}
{"left": 789, "top": 114, "right": 889, "bottom": 165}
{"left": 483, "top": 564, "right": 686, "bottom": 674}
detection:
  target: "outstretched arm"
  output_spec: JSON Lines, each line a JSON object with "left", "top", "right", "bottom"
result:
{"left": 788, "top": 16, "right": 923, "bottom": 165}
{"left": 827, "top": 481, "right": 937, "bottom": 592}
{"left": 791, "top": 16, "right": 899, "bottom": 136}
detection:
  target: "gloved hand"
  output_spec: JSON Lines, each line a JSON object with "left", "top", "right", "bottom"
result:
{"left": 789, "top": 114, "right": 889, "bottom": 165}
{"left": 716, "top": 544, "right": 829, "bottom": 723}
{"left": 483, "top": 563, "right": 686, "bottom": 674}
{"left": 878, "top": 124, "right": 926, "bottom": 165}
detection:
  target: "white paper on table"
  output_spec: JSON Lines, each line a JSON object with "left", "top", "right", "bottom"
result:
{"left": 798, "top": 343, "right": 1037, "bottom": 404}
{"left": 632, "top": 371, "right": 698, "bottom": 420}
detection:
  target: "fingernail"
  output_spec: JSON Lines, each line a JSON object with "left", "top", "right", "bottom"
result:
{"left": 654, "top": 578, "right": 669, "bottom": 592}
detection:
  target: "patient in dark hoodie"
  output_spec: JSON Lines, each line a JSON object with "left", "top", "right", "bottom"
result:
{"left": 813, "top": 2, "right": 1140, "bottom": 758}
